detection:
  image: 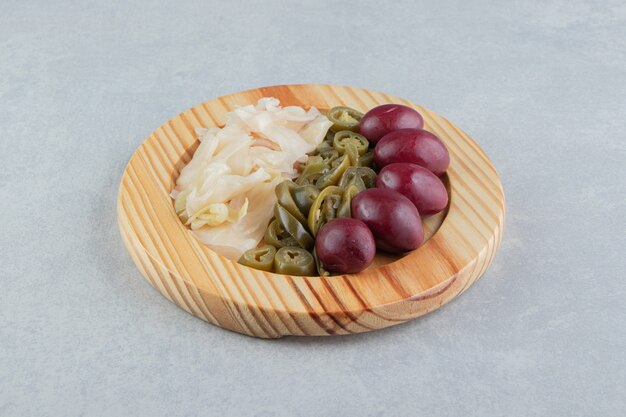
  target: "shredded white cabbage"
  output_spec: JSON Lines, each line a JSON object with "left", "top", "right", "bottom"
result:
{"left": 171, "top": 97, "right": 332, "bottom": 260}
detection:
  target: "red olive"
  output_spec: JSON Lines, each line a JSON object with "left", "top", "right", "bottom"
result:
{"left": 359, "top": 104, "right": 424, "bottom": 145}
{"left": 374, "top": 128, "right": 450, "bottom": 175}
{"left": 315, "top": 218, "right": 376, "bottom": 274}
{"left": 377, "top": 163, "right": 448, "bottom": 215}
{"left": 351, "top": 188, "right": 424, "bottom": 253}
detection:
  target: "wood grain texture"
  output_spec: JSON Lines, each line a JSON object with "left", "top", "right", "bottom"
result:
{"left": 117, "top": 84, "right": 505, "bottom": 338}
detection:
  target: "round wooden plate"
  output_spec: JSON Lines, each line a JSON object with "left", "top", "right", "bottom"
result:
{"left": 117, "top": 84, "right": 505, "bottom": 338}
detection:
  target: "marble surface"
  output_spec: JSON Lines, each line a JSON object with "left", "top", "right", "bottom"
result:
{"left": 1, "top": 0, "right": 625, "bottom": 416}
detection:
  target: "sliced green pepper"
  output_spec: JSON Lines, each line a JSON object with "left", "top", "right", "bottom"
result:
{"left": 338, "top": 166, "right": 374, "bottom": 188}
{"left": 274, "top": 204, "right": 314, "bottom": 251}
{"left": 296, "top": 155, "right": 331, "bottom": 186}
{"left": 274, "top": 247, "right": 316, "bottom": 276}
{"left": 357, "top": 149, "right": 375, "bottom": 167}
{"left": 327, "top": 106, "right": 364, "bottom": 132}
{"left": 295, "top": 170, "right": 324, "bottom": 186}
{"left": 292, "top": 185, "right": 319, "bottom": 216}
{"left": 342, "top": 168, "right": 366, "bottom": 190}
{"left": 299, "top": 155, "right": 327, "bottom": 178}
{"left": 316, "top": 154, "right": 350, "bottom": 189}
{"left": 238, "top": 245, "right": 276, "bottom": 272}
{"left": 345, "top": 143, "right": 360, "bottom": 166}
{"left": 275, "top": 180, "right": 307, "bottom": 225}
{"left": 337, "top": 183, "right": 362, "bottom": 218}
{"left": 264, "top": 219, "right": 298, "bottom": 248}
{"left": 333, "top": 131, "right": 369, "bottom": 156}
{"left": 307, "top": 185, "right": 343, "bottom": 235}
{"left": 338, "top": 166, "right": 377, "bottom": 189}
{"left": 313, "top": 248, "right": 331, "bottom": 276}
{"left": 357, "top": 167, "right": 377, "bottom": 188}
{"left": 322, "top": 193, "right": 341, "bottom": 221}
{"left": 319, "top": 149, "right": 339, "bottom": 165}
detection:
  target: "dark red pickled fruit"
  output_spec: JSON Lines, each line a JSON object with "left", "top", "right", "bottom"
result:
{"left": 374, "top": 128, "right": 450, "bottom": 176}
{"left": 376, "top": 163, "right": 448, "bottom": 215}
{"left": 359, "top": 104, "right": 424, "bottom": 145}
{"left": 351, "top": 188, "right": 424, "bottom": 253}
{"left": 315, "top": 218, "right": 376, "bottom": 274}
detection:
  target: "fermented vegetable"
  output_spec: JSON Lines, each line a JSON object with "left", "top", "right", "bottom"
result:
{"left": 338, "top": 167, "right": 377, "bottom": 189}
{"left": 292, "top": 185, "right": 319, "bottom": 214}
{"left": 274, "top": 203, "right": 314, "bottom": 251}
{"left": 274, "top": 247, "right": 316, "bottom": 276}
{"left": 172, "top": 97, "right": 331, "bottom": 260}
{"left": 337, "top": 184, "right": 362, "bottom": 218}
{"left": 275, "top": 181, "right": 308, "bottom": 225}
{"left": 238, "top": 245, "right": 276, "bottom": 272}
{"left": 327, "top": 106, "right": 363, "bottom": 132}
{"left": 307, "top": 185, "right": 343, "bottom": 236}
{"left": 315, "top": 154, "right": 350, "bottom": 189}
{"left": 333, "top": 131, "right": 369, "bottom": 155}
{"left": 264, "top": 219, "right": 298, "bottom": 248}
{"left": 357, "top": 149, "right": 375, "bottom": 167}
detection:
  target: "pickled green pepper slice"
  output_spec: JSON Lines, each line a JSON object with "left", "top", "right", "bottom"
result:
{"left": 292, "top": 185, "right": 319, "bottom": 215}
{"left": 357, "top": 149, "right": 375, "bottom": 167}
{"left": 333, "top": 131, "right": 369, "bottom": 156}
{"left": 274, "top": 204, "right": 314, "bottom": 251}
{"left": 264, "top": 219, "right": 298, "bottom": 248}
{"left": 345, "top": 143, "right": 360, "bottom": 166}
{"left": 357, "top": 167, "right": 377, "bottom": 188}
{"left": 325, "top": 129, "right": 336, "bottom": 142}
{"left": 319, "top": 149, "right": 339, "bottom": 165}
{"left": 337, "top": 183, "right": 362, "bottom": 218}
{"left": 338, "top": 168, "right": 366, "bottom": 191}
{"left": 327, "top": 106, "right": 364, "bottom": 132}
{"left": 307, "top": 185, "right": 343, "bottom": 235}
{"left": 275, "top": 180, "right": 307, "bottom": 225}
{"left": 338, "top": 166, "right": 377, "bottom": 189}
{"left": 299, "top": 155, "right": 326, "bottom": 179}
{"left": 295, "top": 171, "right": 324, "bottom": 186}
{"left": 274, "top": 247, "right": 316, "bottom": 276}
{"left": 321, "top": 193, "right": 341, "bottom": 221}
{"left": 313, "top": 248, "right": 331, "bottom": 277}
{"left": 238, "top": 245, "right": 277, "bottom": 272}
{"left": 316, "top": 154, "right": 350, "bottom": 189}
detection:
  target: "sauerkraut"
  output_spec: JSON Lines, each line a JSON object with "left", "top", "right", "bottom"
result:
{"left": 171, "top": 98, "right": 331, "bottom": 260}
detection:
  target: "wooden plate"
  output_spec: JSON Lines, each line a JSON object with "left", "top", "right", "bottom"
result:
{"left": 117, "top": 84, "right": 505, "bottom": 338}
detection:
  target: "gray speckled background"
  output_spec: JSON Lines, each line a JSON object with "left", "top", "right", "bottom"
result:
{"left": 2, "top": 0, "right": 625, "bottom": 416}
